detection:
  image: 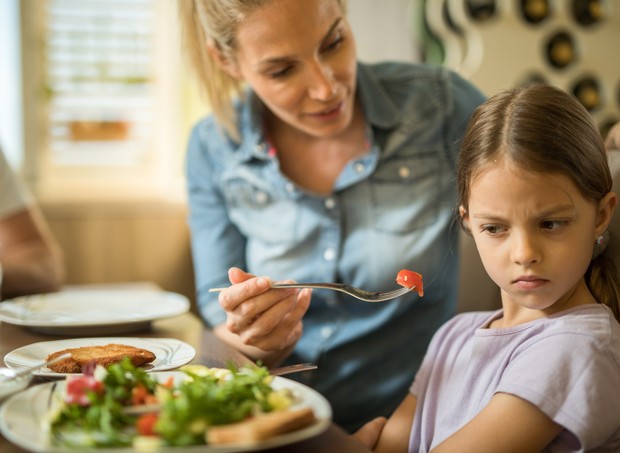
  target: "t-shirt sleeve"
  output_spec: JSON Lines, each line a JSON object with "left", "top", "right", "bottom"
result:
{"left": 410, "top": 312, "right": 489, "bottom": 397}
{"left": 496, "top": 332, "right": 620, "bottom": 449}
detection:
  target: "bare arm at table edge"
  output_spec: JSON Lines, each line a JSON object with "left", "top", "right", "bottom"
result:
{"left": 0, "top": 206, "right": 65, "bottom": 300}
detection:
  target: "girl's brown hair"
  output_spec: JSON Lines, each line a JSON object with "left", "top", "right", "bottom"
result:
{"left": 457, "top": 84, "right": 619, "bottom": 320}
{"left": 178, "top": 0, "right": 349, "bottom": 142}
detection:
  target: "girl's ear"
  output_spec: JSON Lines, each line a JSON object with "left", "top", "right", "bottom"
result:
{"left": 459, "top": 205, "right": 471, "bottom": 231}
{"left": 207, "top": 40, "right": 243, "bottom": 79}
{"left": 594, "top": 191, "right": 618, "bottom": 238}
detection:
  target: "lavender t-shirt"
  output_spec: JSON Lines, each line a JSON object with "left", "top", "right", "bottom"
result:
{"left": 409, "top": 304, "right": 620, "bottom": 452}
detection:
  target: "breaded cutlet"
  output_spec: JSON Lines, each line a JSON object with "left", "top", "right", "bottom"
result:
{"left": 46, "top": 344, "right": 156, "bottom": 373}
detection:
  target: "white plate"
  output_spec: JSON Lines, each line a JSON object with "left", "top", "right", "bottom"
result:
{"left": 0, "top": 373, "right": 332, "bottom": 453}
{"left": 2, "top": 338, "right": 196, "bottom": 377}
{"left": 0, "top": 289, "right": 190, "bottom": 335}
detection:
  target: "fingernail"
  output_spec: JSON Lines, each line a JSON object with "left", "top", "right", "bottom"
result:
{"left": 256, "top": 277, "right": 270, "bottom": 289}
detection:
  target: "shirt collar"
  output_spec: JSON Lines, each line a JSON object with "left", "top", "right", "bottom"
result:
{"left": 355, "top": 62, "right": 401, "bottom": 130}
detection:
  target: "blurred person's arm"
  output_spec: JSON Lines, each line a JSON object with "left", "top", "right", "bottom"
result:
{"left": 605, "top": 122, "right": 620, "bottom": 150}
{"left": 0, "top": 203, "right": 64, "bottom": 299}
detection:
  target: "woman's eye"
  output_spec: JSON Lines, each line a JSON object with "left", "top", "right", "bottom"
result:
{"left": 321, "top": 35, "right": 344, "bottom": 53}
{"left": 269, "top": 66, "right": 294, "bottom": 79}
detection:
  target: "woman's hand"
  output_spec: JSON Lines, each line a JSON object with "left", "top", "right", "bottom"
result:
{"left": 214, "top": 267, "right": 311, "bottom": 366}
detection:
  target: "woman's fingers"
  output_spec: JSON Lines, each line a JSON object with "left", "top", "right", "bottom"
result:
{"left": 218, "top": 275, "right": 273, "bottom": 312}
{"left": 217, "top": 267, "right": 311, "bottom": 351}
{"left": 239, "top": 287, "right": 311, "bottom": 351}
{"left": 226, "top": 287, "right": 310, "bottom": 351}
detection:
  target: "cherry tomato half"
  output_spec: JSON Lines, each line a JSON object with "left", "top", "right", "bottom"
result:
{"left": 395, "top": 270, "right": 424, "bottom": 297}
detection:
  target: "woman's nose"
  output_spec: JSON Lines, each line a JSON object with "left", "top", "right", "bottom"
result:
{"left": 307, "top": 62, "right": 337, "bottom": 100}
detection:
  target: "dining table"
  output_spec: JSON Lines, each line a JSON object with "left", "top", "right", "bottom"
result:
{"left": 0, "top": 299, "right": 372, "bottom": 453}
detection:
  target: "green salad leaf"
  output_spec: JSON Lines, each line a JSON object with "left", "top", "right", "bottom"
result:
{"left": 156, "top": 364, "right": 275, "bottom": 446}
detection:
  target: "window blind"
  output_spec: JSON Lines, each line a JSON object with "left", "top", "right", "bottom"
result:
{"left": 44, "top": 0, "right": 157, "bottom": 166}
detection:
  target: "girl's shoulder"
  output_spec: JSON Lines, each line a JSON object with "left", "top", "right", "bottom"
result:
{"left": 544, "top": 304, "right": 620, "bottom": 343}
{"left": 432, "top": 311, "right": 500, "bottom": 343}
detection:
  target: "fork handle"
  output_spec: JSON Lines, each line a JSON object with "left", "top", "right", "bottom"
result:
{"left": 209, "top": 284, "right": 327, "bottom": 292}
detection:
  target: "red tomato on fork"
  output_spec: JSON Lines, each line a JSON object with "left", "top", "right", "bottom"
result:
{"left": 396, "top": 270, "right": 424, "bottom": 297}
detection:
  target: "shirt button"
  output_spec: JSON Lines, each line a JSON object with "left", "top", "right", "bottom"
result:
{"left": 254, "top": 144, "right": 266, "bottom": 153}
{"left": 323, "top": 248, "right": 336, "bottom": 261}
{"left": 255, "top": 191, "right": 268, "bottom": 204}
{"left": 399, "top": 166, "right": 410, "bottom": 179}
{"left": 285, "top": 183, "right": 295, "bottom": 193}
{"left": 353, "top": 162, "right": 366, "bottom": 174}
{"left": 320, "top": 326, "right": 333, "bottom": 338}
{"left": 324, "top": 197, "right": 336, "bottom": 209}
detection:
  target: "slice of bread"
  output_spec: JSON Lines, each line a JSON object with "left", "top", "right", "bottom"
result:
{"left": 206, "top": 407, "right": 317, "bottom": 445}
{"left": 47, "top": 344, "right": 156, "bottom": 373}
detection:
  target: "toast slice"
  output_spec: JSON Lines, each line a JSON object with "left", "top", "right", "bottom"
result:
{"left": 206, "top": 407, "right": 317, "bottom": 445}
{"left": 47, "top": 344, "right": 156, "bottom": 373}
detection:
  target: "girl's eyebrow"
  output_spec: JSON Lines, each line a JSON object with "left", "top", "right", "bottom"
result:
{"left": 256, "top": 18, "right": 343, "bottom": 67}
{"left": 471, "top": 204, "right": 576, "bottom": 220}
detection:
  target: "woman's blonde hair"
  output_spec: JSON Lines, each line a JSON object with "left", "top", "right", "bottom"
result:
{"left": 178, "top": 0, "right": 348, "bottom": 142}
{"left": 457, "top": 84, "right": 620, "bottom": 321}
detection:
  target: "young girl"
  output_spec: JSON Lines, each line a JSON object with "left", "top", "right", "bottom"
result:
{"left": 355, "top": 84, "right": 620, "bottom": 452}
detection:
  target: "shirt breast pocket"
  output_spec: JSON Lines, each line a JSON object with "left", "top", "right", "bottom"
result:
{"left": 222, "top": 176, "right": 300, "bottom": 244}
{"left": 369, "top": 152, "right": 443, "bottom": 234}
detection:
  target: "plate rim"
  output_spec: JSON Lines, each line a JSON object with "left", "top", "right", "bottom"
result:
{"left": 0, "top": 290, "right": 190, "bottom": 328}
{"left": 3, "top": 337, "right": 197, "bottom": 377}
{"left": 0, "top": 374, "right": 332, "bottom": 453}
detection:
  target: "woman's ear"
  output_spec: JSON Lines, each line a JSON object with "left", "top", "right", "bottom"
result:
{"left": 594, "top": 191, "right": 618, "bottom": 238}
{"left": 207, "top": 40, "right": 242, "bottom": 79}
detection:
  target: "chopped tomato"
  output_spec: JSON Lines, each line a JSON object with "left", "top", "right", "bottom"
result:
{"left": 65, "top": 375, "right": 104, "bottom": 406}
{"left": 395, "top": 269, "right": 424, "bottom": 297}
{"left": 131, "top": 384, "right": 149, "bottom": 405}
{"left": 162, "top": 376, "right": 175, "bottom": 389}
{"left": 131, "top": 384, "right": 158, "bottom": 406}
{"left": 136, "top": 413, "right": 159, "bottom": 436}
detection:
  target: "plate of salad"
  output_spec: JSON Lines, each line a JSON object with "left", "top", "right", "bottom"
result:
{"left": 0, "top": 360, "right": 332, "bottom": 452}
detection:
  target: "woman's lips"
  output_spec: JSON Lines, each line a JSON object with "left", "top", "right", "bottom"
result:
{"left": 307, "top": 101, "right": 344, "bottom": 120}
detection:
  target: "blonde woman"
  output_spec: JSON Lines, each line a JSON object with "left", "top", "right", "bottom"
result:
{"left": 179, "top": 0, "right": 485, "bottom": 432}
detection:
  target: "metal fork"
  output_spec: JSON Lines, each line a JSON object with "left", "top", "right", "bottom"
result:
{"left": 209, "top": 283, "right": 414, "bottom": 302}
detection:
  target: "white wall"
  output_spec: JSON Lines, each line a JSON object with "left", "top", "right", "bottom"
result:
{"left": 0, "top": 0, "right": 23, "bottom": 169}
{"left": 348, "top": 0, "right": 419, "bottom": 63}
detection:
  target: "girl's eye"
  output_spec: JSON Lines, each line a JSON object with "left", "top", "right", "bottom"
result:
{"left": 480, "top": 224, "right": 505, "bottom": 235}
{"left": 541, "top": 220, "right": 568, "bottom": 230}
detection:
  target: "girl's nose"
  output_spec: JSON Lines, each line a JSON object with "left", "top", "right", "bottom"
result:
{"left": 307, "top": 62, "right": 337, "bottom": 101}
{"left": 510, "top": 232, "right": 541, "bottom": 266}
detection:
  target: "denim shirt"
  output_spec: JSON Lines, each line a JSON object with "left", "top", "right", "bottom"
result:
{"left": 185, "top": 62, "right": 486, "bottom": 431}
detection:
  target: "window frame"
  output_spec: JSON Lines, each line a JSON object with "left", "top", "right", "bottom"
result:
{"left": 19, "top": 0, "right": 187, "bottom": 202}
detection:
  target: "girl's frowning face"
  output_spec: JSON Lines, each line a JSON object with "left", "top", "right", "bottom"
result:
{"left": 462, "top": 159, "right": 608, "bottom": 319}
{"left": 225, "top": 0, "right": 357, "bottom": 139}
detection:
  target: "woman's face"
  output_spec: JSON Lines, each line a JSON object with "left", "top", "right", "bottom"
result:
{"left": 225, "top": 0, "right": 358, "bottom": 139}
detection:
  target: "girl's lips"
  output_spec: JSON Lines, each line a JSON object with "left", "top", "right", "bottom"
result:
{"left": 513, "top": 276, "right": 548, "bottom": 290}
